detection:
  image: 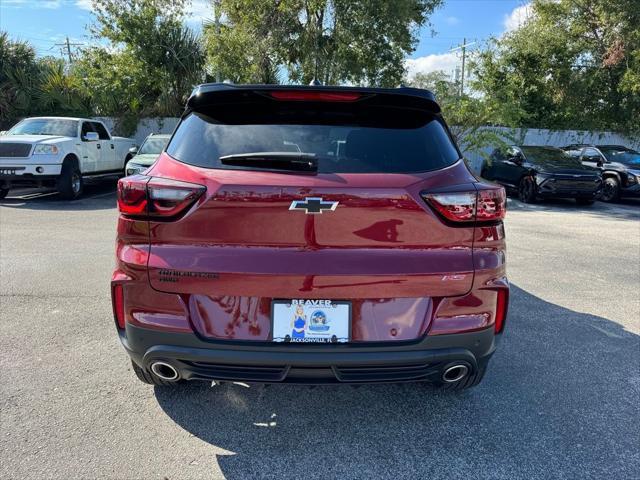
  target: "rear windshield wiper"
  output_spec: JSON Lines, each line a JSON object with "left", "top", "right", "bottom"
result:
{"left": 219, "top": 152, "right": 318, "bottom": 173}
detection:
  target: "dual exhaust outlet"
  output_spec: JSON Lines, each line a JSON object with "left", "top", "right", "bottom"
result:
{"left": 150, "top": 360, "right": 471, "bottom": 383}
{"left": 441, "top": 363, "right": 470, "bottom": 383}
{"left": 150, "top": 361, "right": 180, "bottom": 381}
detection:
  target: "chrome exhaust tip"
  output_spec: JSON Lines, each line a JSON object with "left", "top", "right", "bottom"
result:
{"left": 150, "top": 361, "right": 179, "bottom": 381}
{"left": 442, "top": 364, "right": 469, "bottom": 383}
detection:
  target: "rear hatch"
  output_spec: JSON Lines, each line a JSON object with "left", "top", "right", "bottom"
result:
{"left": 136, "top": 86, "right": 486, "bottom": 341}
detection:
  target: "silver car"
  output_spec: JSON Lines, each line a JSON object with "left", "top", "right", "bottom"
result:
{"left": 125, "top": 134, "right": 171, "bottom": 176}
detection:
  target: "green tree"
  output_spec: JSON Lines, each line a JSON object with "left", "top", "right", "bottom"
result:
{"left": 205, "top": 0, "right": 443, "bottom": 87}
{"left": 74, "top": 48, "right": 158, "bottom": 134}
{"left": 0, "top": 32, "right": 90, "bottom": 129}
{"left": 78, "top": 0, "right": 205, "bottom": 133}
{"left": 473, "top": 0, "right": 640, "bottom": 133}
{"left": 408, "top": 70, "right": 516, "bottom": 160}
{"left": 0, "top": 33, "right": 39, "bottom": 127}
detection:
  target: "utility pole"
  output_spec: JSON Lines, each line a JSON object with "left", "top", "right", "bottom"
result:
{"left": 214, "top": 0, "right": 221, "bottom": 82}
{"left": 449, "top": 38, "right": 476, "bottom": 96}
{"left": 54, "top": 37, "right": 84, "bottom": 64}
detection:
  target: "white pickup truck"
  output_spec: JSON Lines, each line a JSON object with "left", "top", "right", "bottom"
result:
{"left": 0, "top": 117, "right": 137, "bottom": 199}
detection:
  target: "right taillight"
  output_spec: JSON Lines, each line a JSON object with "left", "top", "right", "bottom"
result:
{"left": 117, "top": 175, "right": 205, "bottom": 220}
{"left": 112, "top": 283, "right": 125, "bottom": 329}
{"left": 422, "top": 186, "right": 506, "bottom": 224}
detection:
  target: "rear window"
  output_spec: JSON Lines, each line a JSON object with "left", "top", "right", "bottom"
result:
{"left": 166, "top": 109, "right": 460, "bottom": 174}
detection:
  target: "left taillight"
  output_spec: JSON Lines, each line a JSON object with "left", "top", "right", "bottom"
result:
{"left": 494, "top": 288, "right": 509, "bottom": 333}
{"left": 117, "top": 175, "right": 206, "bottom": 220}
{"left": 112, "top": 284, "right": 125, "bottom": 329}
{"left": 421, "top": 186, "right": 506, "bottom": 224}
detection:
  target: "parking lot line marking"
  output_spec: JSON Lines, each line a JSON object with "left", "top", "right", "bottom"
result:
{"left": 8, "top": 192, "right": 58, "bottom": 200}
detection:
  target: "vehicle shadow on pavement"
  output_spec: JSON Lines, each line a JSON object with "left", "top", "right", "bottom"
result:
{"left": 0, "top": 182, "right": 116, "bottom": 211}
{"left": 507, "top": 197, "right": 640, "bottom": 221}
{"left": 154, "top": 285, "right": 640, "bottom": 479}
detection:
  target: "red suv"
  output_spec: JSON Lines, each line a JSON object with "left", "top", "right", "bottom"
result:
{"left": 112, "top": 84, "right": 508, "bottom": 390}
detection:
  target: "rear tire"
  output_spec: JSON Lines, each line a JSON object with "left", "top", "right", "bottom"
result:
{"left": 575, "top": 198, "right": 594, "bottom": 206}
{"left": 599, "top": 177, "right": 620, "bottom": 202}
{"left": 0, "top": 188, "right": 8, "bottom": 199}
{"left": 131, "top": 360, "right": 178, "bottom": 386}
{"left": 518, "top": 176, "right": 537, "bottom": 203}
{"left": 436, "top": 361, "right": 487, "bottom": 392}
{"left": 57, "top": 159, "right": 83, "bottom": 200}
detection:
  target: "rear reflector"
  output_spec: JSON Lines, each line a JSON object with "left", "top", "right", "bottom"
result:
{"left": 422, "top": 187, "right": 506, "bottom": 223}
{"left": 118, "top": 175, "right": 205, "bottom": 219}
{"left": 494, "top": 289, "right": 509, "bottom": 333}
{"left": 112, "top": 284, "right": 125, "bottom": 329}
{"left": 269, "top": 91, "right": 362, "bottom": 102}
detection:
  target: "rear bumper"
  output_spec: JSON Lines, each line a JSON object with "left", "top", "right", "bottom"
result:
{"left": 0, "top": 174, "right": 59, "bottom": 189}
{"left": 120, "top": 323, "right": 498, "bottom": 384}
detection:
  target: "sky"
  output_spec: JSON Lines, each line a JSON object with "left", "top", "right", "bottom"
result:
{"left": 0, "top": 0, "right": 533, "bottom": 80}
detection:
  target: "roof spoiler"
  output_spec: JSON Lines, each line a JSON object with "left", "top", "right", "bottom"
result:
{"left": 184, "top": 83, "right": 441, "bottom": 116}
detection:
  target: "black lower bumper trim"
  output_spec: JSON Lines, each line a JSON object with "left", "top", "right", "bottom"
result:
{"left": 121, "top": 324, "right": 498, "bottom": 384}
{"left": 0, "top": 174, "right": 58, "bottom": 188}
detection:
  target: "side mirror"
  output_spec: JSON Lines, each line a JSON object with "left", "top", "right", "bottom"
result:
{"left": 128, "top": 146, "right": 139, "bottom": 155}
{"left": 84, "top": 131, "right": 99, "bottom": 142}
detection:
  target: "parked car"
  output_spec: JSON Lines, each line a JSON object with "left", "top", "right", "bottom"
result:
{"left": 111, "top": 84, "right": 509, "bottom": 391}
{"left": 562, "top": 144, "right": 640, "bottom": 202}
{"left": 0, "top": 117, "right": 136, "bottom": 199}
{"left": 125, "top": 134, "right": 171, "bottom": 176}
{"left": 481, "top": 145, "right": 601, "bottom": 204}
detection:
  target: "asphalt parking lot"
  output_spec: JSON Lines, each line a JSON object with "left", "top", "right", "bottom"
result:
{"left": 1, "top": 184, "right": 639, "bottom": 480}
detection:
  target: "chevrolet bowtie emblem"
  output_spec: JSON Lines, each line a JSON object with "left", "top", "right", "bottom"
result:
{"left": 289, "top": 197, "right": 339, "bottom": 214}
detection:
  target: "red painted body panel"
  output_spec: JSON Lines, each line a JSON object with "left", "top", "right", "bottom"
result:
{"left": 112, "top": 153, "right": 508, "bottom": 343}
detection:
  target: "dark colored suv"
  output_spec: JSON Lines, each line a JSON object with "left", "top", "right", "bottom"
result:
{"left": 562, "top": 145, "right": 640, "bottom": 202}
{"left": 482, "top": 145, "right": 601, "bottom": 204}
{"left": 111, "top": 84, "right": 508, "bottom": 390}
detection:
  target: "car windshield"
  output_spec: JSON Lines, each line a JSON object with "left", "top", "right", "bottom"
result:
{"left": 8, "top": 118, "right": 78, "bottom": 137}
{"left": 520, "top": 147, "right": 584, "bottom": 168}
{"left": 599, "top": 147, "right": 640, "bottom": 166}
{"left": 138, "top": 137, "right": 169, "bottom": 155}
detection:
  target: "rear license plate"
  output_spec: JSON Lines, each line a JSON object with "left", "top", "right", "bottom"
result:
{"left": 0, "top": 168, "right": 17, "bottom": 175}
{"left": 271, "top": 299, "right": 351, "bottom": 343}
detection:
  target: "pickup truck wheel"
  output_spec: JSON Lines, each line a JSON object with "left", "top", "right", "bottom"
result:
{"left": 57, "top": 160, "right": 83, "bottom": 200}
{"left": 0, "top": 188, "right": 9, "bottom": 199}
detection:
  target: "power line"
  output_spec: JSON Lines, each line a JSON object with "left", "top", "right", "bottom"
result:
{"left": 54, "top": 36, "right": 84, "bottom": 63}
